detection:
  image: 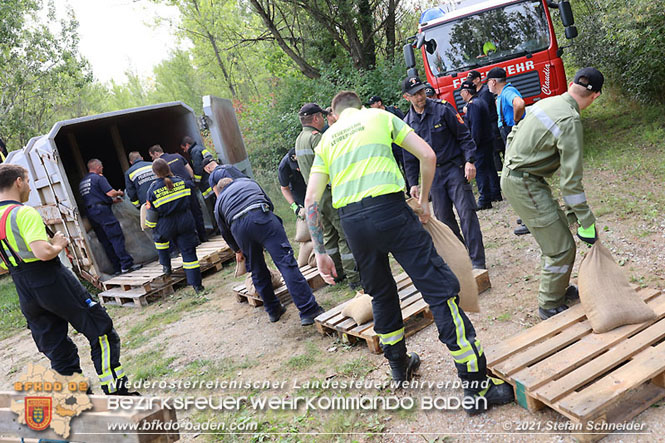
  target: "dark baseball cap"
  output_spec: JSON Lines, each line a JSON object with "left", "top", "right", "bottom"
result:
{"left": 298, "top": 103, "right": 328, "bottom": 116}
{"left": 367, "top": 95, "right": 382, "bottom": 105}
{"left": 467, "top": 70, "right": 481, "bottom": 81}
{"left": 402, "top": 76, "right": 427, "bottom": 95}
{"left": 485, "top": 67, "right": 506, "bottom": 81}
{"left": 573, "top": 67, "right": 604, "bottom": 93}
{"left": 459, "top": 80, "right": 477, "bottom": 93}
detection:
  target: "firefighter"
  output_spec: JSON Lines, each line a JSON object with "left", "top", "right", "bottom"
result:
{"left": 467, "top": 70, "right": 504, "bottom": 173}
{"left": 145, "top": 159, "right": 204, "bottom": 292}
{"left": 295, "top": 103, "right": 360, "bottom": 290}
{"left": 304, "top": 90, "right": 513, "bottom": 414}
{"left": 180, "top": 136, "right": 216, "bottom": 228}
{"left": 148, "top": 144, "right": 207, "bottom": 243}
{"left": 459, "top": 80, "right": 501, "bottom": 209}
{"left": 0, "top": 164, "right": 137, "bottom": 395}
{"left": 124, "top": 151, "right": 157, "bottom": 207}
{"left": 78, "top": 159, "right": 141, "bottom": 275}
{"left": 276, "top": 148, "right": 306, "bottom": 217}
{"left": 501, "top": 68, "right": 604, "bottom": 320}
{"left": 201, "top": 157, "right": 246, "bottom": 197}
{"left": 402, "top": 76, "right": 487, "bottom": 270}
{"left": 214, "top": 176, "right": 324, "bottom": 325}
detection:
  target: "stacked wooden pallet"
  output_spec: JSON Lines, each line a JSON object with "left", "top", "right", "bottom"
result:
{"left": 233, "top": 265, "right": 326, "bottom": 307}
{"left": 98, "top": 236, "right": 233, "bottom": 308}
{"left": 0, "top": 392, "right": 178, "bottom": 442}
{"left": 486, "top": 286, "right": 665, "bottom": 442}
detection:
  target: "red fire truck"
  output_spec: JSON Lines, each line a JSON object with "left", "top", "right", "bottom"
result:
{"left": 404, "top": 0, "right": 578, "bottom": 111}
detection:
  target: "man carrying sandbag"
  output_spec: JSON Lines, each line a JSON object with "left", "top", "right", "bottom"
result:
{"left": 501, "top": 68, "right": 604, "bottom": 320}
{"left": 304, "top": 91, "right": 513, "bottom": 415}
{"left": 214, "top": 176, "right": 324, "bottom": 326}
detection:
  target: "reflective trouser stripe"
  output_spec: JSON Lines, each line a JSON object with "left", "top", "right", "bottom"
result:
{"left": 378, "top": 327, "right": 404, "bottom": 346}
{"left": 447, "top": 298, "right": 478, "bottom": 372}
{"left": 183, "top": 260, "right": 200, "bottom": 269}
{"left": 98, "top": 335, "right": 116, "bottom": 393}
{"left": 544, "top": 264, "right": 569, "bottom": 274}
{"left": 145, "top": 220, "right": 157, "bottom": 228}
{"left": 563, "top": 192, "right": 587, "bottom": 206}
{"left": 155, "top": 241, "right": 170, "bottom": 250}
{"left": 114, "top": 365, "right": 126, "bottom": 379}
{"left": 479, "top": 376, "right": 505, "bottom": 396}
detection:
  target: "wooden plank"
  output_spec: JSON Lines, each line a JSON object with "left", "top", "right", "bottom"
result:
{"left": 485, "top": 286, "right": 649, "bottom": 367}
{"left": 535, "top": 317, "right": 665, "bottom": 405}
{"left": 558, "top": 340, "right": 665, "bottom": 420}
{"left": 513, "top": 292, "right": 665, "bottom": 392}
{"left": 473, "top": 268, "right": 491, "bottom": 294}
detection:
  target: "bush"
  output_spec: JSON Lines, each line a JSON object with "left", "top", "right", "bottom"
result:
{"left": 568, "top": 0, "right": 665, "bottom": 103}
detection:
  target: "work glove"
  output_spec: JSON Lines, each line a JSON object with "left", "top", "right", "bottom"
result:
{"left": 577, "top": 223, "right": 597, "bottom": 245}
{"left": 290, "top": 202, "right": 305, "bottom": 219}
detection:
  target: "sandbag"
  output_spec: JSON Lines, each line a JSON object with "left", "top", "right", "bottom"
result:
{"left": 406, "top": 198, "right": 480, "bottom": 313}
{"left": 297, "top": 241, "right": 313, "bottom": 267}
{"left": 308, "top": 249, "right": 317, "bottom": 268}
{"left": 295, "top": 218, "right": 311, "bottom": 242}
{"left": 139, "top": 203, "right": 148, "bottom": 231}
{"left": 579, "top": 241, "right": 656, "bottom": 333}
{"left": 234, "top": 258, "right": 247, "bottom": 278}
{"left": 342, "top": 292, "right": 373, "bottom": 325}
{"left": 244, "top": 268, "right": 282, "bottom": 296}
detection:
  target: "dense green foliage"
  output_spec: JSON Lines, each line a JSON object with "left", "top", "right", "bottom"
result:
{"left": 568, "top": 0, "right": 665, "bottom": 103}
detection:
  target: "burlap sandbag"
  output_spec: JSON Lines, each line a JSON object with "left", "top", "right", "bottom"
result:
{"left": 139, "top": 203, "right": 148, "bottom": 231}
{"left": 234, "top": 259, "right": 247, "bottom": 278}
{"left": 297, "top": 241, "right": 313, "bottom": 267}
{"left": 295, "top": 218, "right": 310, "bottom": 242}
{"left": 406, "top": 198, "right": 480, "bottom": 313}
{"left": 245, "top": 268, "right": 283, "bottom": 296}
{"left": 307, "top": 249, "right": 317, "bottom": 268}
{"left": 342, "top": 292, "right": 373, "bottom": 325}
{"left": 579, "top": 241, "right": 656, "bottom": 333}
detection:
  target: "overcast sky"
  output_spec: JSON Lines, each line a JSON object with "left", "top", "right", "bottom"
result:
{"left": 56, "top": 0, "right": 185, "bottom": 84}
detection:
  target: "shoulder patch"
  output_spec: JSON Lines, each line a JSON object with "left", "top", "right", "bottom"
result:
{"left": 456, "top": 113, "right": 464, "bottom": 125}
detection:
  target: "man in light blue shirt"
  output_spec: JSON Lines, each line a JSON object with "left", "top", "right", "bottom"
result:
{"left": 486, "top": 67, "right": 526, "bottom": 143}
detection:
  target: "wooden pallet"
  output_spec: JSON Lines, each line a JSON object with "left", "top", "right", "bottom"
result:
{"left": 232, "top": 265, "right": 326, "bottom": 307}
{"left": 473, "top": 268, "right": 491, "bottom": 294}
{"left": 486, "top": 286, "right": 665, "bottom": 442}
{"left": 98, "top": 236, "right": 234, "bottom": 307}
{"left": 314, "top": 273, "right": 435, "bottom": 354}
{"left": 0, "top": 392, "right": 178, "bottom": 442}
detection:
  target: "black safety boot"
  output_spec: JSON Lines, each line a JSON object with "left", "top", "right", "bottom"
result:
{"left": 162, "top": 265, "right": 172, "bottom": 276}
{"left": 389, "top": 352, "right": 421, "bottom": 386}
{"left": 463, "top": 377, "right": 515, "bottom": 416}
{"left": 514, "top": 225, "right": 530, "bottom": 236}
{"left": 194, "top": 285, "right": 205, "bottom": 294}
{"left": 269, "top": 304, "right": 287, "bottom": 323}
{"left": 538, "top": 304, "right": 569, "bottom": 320}
{"left": 476, "top": 200, "right": 492, "bottom": 210}
{"left": 300, "top": 306, "right": 325, "bottom": 326}
{"left": 565, "top": 284, "right": 579, "bottom": 303}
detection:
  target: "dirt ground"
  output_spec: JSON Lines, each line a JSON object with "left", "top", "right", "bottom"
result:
{"left": 1, "top": 166, "right": 664, "bottom": 442}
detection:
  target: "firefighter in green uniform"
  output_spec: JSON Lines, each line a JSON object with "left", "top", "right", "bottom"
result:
{"left": 501, "top": 68, "right": 604, "bottom": 320}
{"left": 295, "top": 103, "right": 360, "bottom": 289}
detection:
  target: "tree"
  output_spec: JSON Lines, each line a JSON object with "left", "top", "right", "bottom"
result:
{"left": 0, "top": 0, "right": 92, "bottom": 148}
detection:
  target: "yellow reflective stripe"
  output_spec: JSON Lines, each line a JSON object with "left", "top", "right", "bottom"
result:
{"left": 202, "top": 187, "right": 213, "bottom": 198}
{"left": 128, "top": 165, "right": 152, "bottom": 181}
{"left": 193, "top": 174, "right": 202, "bottom": 180}
{"left": 447, "top": 298, "right": 477, "bottom": 372}
{"left": 153, "top": 189, "right": 191, "bottom": 208}
{"left": 131, "top": 200, "right": 139, "bottom": 206}
{"left": 202, "top": 149, "right": 211, "bottom": 157}
{"left": 479, "top": 376, "right": 505, "bottom": 397}
{"left": 378, "top": 327, "right": 404, "bottom": 346}
{"left": 113, "top": 365, "right": 126, "bottom": 379}
{"left": 183, "top": 260, "right": 200, "bottom": 269}
{"left": 145, "top": 220, "right": 157, "bottom": 228}
{"left": 98, "top": 335, "right": 116, "bottom": 393}
{"left": 155, "top": 241, "right": 170, "bottom": 250}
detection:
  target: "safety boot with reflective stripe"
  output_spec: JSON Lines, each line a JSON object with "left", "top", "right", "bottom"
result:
{"left": 463, "top": 376, "right": 514, "bottom": 415}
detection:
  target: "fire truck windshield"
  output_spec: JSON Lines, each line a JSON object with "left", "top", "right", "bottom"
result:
{"left": 422, "top": 0, "right": 550, "bottom": 76}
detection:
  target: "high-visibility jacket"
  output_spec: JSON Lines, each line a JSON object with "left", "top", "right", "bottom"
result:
{"left": 0, "top": 201, "right": 48, "bottom": 269}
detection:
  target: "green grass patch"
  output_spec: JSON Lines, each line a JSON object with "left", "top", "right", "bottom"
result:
{"left": 285, "top": 341, "right": 320, "bottom": 371}
{"left": 182, "top": 356, "right": 258, "bottom": 380}
{"left": 0, "top": 276, "right": 24, "bottom": 340}
{"left": 337, "top": 357, "right": 376, "bottom": 378}
{"left": 129, "top": 348, "right": 177, "bottom": 382}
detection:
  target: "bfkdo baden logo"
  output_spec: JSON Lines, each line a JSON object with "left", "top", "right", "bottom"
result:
{"left": 11, "top": 364, "right": 93, "bottom": 438}
{"left": 24, "top": 397, "right": 52, "bottom": 431}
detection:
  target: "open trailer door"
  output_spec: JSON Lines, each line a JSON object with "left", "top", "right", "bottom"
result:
{"left": 202, "top": 95, "right": 253, "bottom": 178}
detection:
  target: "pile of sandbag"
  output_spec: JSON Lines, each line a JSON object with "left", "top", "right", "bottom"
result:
{"left": 406, "top": 198, "right": 479, "bottom": 313}
{"left": 579, "top": 240, "right": 656, "bottom": 333}
{"left": 295, "top": 218, "right": 316, "bottom": 267}
{"left": 244, "top": 268, "right": 282, "bottom": 297}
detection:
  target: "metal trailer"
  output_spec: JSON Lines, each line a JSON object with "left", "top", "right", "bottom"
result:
{"left": 8, "top": 96, "right": 251, "bottom": 288}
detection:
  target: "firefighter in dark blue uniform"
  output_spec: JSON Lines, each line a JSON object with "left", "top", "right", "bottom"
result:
{"left": 78, "top": 159, "right": 140, "bottom": 275}
{"left": 402, "top": 76, "right": 487, "bottom": 269}
{"left": 202, "top": 157, "right": 247, "bottom": 197}
{"left": 459, "top": 80, "right": 501, "bottom": 209}
{"left": 277, "top": 148, "right": 307, "bottom": 215}
{"left": 214, "top": 176, "right": 323, "bottom": 325}
{"left": 181, "top": 136, "right": 216, "bottom": 229}
{"left": 145, "top": 159, "right": 204, "bottom": 292}
{"left": 0, "top": 164, "right": 136, "bottom": 395}
{"left": 124, "top": 151, "right": 157, "bottom": 207}
{"left": 467, "top": 70, "right": 505, "bottom": 172}
{"left": 148, "top": 144, "right": 207, "bottom": 243}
